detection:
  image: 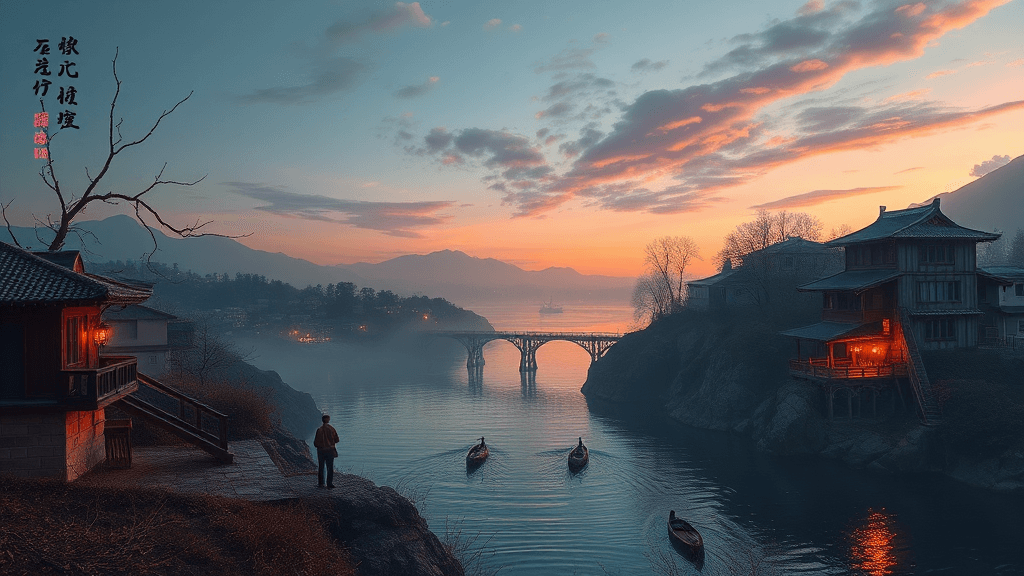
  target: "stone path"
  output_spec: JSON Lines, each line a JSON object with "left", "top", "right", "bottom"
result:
{"left": 78, "top": 440, "right": 325, "bottom": 502}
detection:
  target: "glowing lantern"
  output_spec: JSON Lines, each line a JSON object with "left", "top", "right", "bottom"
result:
{"left": 93, "top": 321, "right": 113, "bottom": 347}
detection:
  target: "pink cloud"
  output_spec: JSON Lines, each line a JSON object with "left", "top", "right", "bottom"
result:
{"left": 926, "top": 69, "right": 957, "bottom": 78}
{"left": 790, "top": 59, "right": 829, "bottom": 72}
{"left": 896, "top": 3, "right": 928, "bottom": 17}
{"left": 484, "top": 18, "right": 502, "bottom": 29}
{"left": 798, "top": 0, "right": 825, "bottom": 16}
{"left": 1008, "top": 58, "right": 1024, "bottom": 67}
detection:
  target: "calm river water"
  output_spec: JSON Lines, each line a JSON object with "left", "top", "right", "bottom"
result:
{"left": 239, "top": 303, "right": 1024, "bottom": 575}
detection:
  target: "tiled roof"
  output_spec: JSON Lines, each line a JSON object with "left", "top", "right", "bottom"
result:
{"left": 32, "top": 250, "right": 83, "bottom": 271}
{"left": 754, "top": 237, "right": 830, "bottom": 254}
{"left": 907, "top": 309, "right": 983, "bottom": 316}
{"left": 1, "top": 241, "right": 152, "bottom": 305}
{"left": 979, "top": 266, "right": 1024, "bottom": 283}
{"left": 780, "top": 321, "right": 883, "bottom": 341}
{"left": 797, "top": 269, "right": 900, "bottom": 292}
{"left": 104, "top": 304, "right": 177, "bottom": 321}
{"left": 827, "top": 198, "right": 999, "bottom": 246}
{"left": 686, "top": 269, "right": 738, "bottom": 287}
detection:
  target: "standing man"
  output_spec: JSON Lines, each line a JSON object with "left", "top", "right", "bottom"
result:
{"left": 314, "top": 414, "right": 340, "bottom": 489}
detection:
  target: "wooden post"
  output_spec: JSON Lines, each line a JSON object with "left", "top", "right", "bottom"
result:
{"left": 828, "top": 342, "right": 834, "bottom": 368}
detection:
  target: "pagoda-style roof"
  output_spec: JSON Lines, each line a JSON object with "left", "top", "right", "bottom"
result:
{"left": 797, "top": 268, "right": 900, "bottom": 293}
{"left": 979, "top": 266, "right": 1024, "bottom": 284}
{"left": 32, "top": 250, "right": 84, "bottom": 272}
{"left": 780, "top": 321, "right": 883, "bottom": 342}
{"left": 826, "top": 198, "right": 1000, "bottom": 246}
{"left": 0, "top": 241, "right": 152, "bottom": 306}
{"left": 104, "top": 304, "right": 177, "bottom": 321}
{"left": 687, "top": 268, "right": 738, "bottom": 287}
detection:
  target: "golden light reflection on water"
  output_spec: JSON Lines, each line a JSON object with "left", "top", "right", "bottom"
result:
{"left": 849, "top": 508, "right": 900, "bottom": 575}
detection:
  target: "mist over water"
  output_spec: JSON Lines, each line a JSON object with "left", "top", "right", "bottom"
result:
{"left": 236, "top": 303, "right": 1024, "bottom": 575}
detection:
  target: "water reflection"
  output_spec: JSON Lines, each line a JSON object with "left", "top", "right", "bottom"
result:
{"left": 468, "top": 366, "right": 484, "bottom": 393}
{"left": 849, "top": 508, "right": 901, "bottom": 575}
{"left": 520, "top": 371, "right": 537, "bottom": 397}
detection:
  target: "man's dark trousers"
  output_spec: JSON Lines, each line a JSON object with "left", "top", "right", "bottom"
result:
{"left": 318, "top": 449, "right": 335, "bottom": 487}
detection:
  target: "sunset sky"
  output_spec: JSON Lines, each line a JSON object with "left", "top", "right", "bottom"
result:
{"left": 1, "top": 0, "right": 1022, "bottom": 278}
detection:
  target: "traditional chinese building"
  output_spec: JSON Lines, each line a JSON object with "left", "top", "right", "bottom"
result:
{"left": 687, "top": 237, "right": 842, "bottom": 309}
{"left": 102, "top": 305, "right": 180, "bottom": 376}
{"left": 782, "top": 199, "right": 1000, "bottom": 424}
{"left": 1, "top": 242, "right": 230, "bottom": 481}
{"left": 977, "top": 266, "right": 1024, "bottom": 342}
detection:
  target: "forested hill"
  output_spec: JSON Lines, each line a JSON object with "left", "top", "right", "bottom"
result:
{"left": 91, "top": 260, "right": 493, "bottom": 335}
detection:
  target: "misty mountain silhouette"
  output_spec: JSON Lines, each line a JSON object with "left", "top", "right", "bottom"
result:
{"left": 913, "top": 153, "right": 1024, "bottom": 235}
{"left": 340, "top": 249, "right": 633, "bottom": 303}
{"left": 4, "top": 215, "right": 367, "bottom": 289}
{"left": 4, "top": 217, "right": 631, "bottom": 304}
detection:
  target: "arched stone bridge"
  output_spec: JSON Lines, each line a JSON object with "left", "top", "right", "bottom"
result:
{"left": 430, "top": 330, "right": 622, "bottom": 372}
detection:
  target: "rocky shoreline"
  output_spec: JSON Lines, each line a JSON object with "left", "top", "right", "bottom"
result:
{"left": 581, "top": 311, "right": 1024, "bottom": 491}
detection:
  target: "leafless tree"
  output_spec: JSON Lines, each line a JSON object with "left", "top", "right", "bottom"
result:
{"left": 632, "top": 236, "right": 701, "bottom": 324}
{"left": 825, "top": 223, "right": 853, "bottom": 242}
{"left": 717, "top": 209, "right": 822, "bottom": 270}
{"left": 2, "top": 48, "right": 240, "bottom": 257}
{"left": 631, "top": 272, "right": 673, "bottom": 326}
{"left": 166, "top": 317, "right": 253, "bottom": 387}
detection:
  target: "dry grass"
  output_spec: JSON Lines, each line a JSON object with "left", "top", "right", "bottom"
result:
{"left": 0, "top": 476, "right": 355, "bottom": 576}
{"left": 168, "top": 375, "right": 278, "bottom": 440}
{"left": 441, "top": 517, "right": 500, "bottom": 576}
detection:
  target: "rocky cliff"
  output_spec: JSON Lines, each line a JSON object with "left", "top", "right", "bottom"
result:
{"left": 582, "top": 309, "right": 1024, "bottom": 490}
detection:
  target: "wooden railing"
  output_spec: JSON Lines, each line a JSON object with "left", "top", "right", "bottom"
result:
{"left": 134, "top": 373, "right": 229, "bottom": 451}
{"left": 789, "top": 359, "right": 907, "bottom": 380}
{"left": 62, "top": 356, "right": 138, "bottom": 408}
{"left": 897, "top": 308, "right": 941, "bottom": 425}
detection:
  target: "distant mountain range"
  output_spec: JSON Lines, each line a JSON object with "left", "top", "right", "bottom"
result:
{"left": 914, "top": 153, "right": 1024, "bottom": 235}
{"left": 4, "top": 215, "right": 632, "bottom": 305}
{"left": 340, "top": 250, "right": 634, "bottom": 303}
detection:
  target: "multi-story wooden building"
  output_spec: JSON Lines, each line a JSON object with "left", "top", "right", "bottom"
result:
{"left": 782, "top": 199, "right": 1000, "bottom": 423}
{"left": 1, "top": 242, "right": 232, "bottom": 481}
{"left": 1, "top": 243, "right": 150, "bottom": 480}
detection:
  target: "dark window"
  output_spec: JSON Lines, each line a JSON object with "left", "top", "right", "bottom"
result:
{"left": 833, "top": 342, "right": 848, "bottom": 358}
{"left": 924, "top": 318, "right": 956, "bottom": 341}
{"left": 917, "top": 281, "right": 962, "bottom": 303}
{"left": 919, "top": 244, "right": 954, "bottom": 265}
{"left": 1016, "top": 283, "right": 1024, "bottom": 297}
{"left": 65, "top": 315, "right": 86, "bottom": 367}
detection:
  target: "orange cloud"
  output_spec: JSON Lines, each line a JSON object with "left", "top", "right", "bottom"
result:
{"left": 790, "top": 59, "right": 829, "bottom": 72}
{"left": 896, "top": 3, "right": 927, "bottom": 17}
{"left": 926, "top": 69, "right": 956, "bottom": 78}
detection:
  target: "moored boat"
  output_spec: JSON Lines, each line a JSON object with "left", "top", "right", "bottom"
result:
{"left": 539, "top": 299, "right": 563, "bottom": 314}
{"left": 568, "top": 437, "right": 589, "bottom": 472}
{"left": 668, "top": 510, "right": 704, "bottom": 562}
{"left": 466, "top": 437, "right": 488, "bottom": 468}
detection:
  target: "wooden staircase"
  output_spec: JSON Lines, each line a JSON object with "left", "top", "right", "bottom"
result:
{"left": 897, "top": 309, "right": 942, "bottom": 426}
{"left": 113, "top": 373, "right": 233, "bottom": 463}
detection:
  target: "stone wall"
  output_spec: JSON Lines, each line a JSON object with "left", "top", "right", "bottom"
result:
{"left": 65, "top": 409, "right": 106, "bottom": 481}
{"left": 0, "top": 412, "right": 66, "bottom": 479}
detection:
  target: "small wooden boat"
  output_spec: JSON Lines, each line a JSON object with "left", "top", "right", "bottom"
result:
{"left": 466, "top": 437, "right": 488, "bottom": 468}
{"left": 668, "top": 510, "right": 704, "bottom": 561}
{"left": 568, "top": 437, "right": 589, "bottom": 473}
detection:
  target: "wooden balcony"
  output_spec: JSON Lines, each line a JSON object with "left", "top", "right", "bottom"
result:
{"left": 789, "top": 358, "right": 907, "bottom": 382}
{"left": 62, "top": 355, "right": 138, "bottom": 410}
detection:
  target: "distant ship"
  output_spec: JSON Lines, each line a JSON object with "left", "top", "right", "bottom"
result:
{"left": 539, "top": 300, "right": 563, "bottom": 314}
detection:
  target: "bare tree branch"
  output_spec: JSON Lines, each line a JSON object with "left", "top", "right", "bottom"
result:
{"left": 26, "top": 47, "right": 247, "bottom": 254}
{"left": 2, "top": 200, "right": 24, "bottom": 248}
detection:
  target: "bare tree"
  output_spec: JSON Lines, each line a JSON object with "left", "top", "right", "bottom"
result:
{"left": 717, "top": 209, "right": 822, "bottom": 270}
{"left": 825, "top": 223, "right": 853, "bottom": 242}
{"left": 631, "top": 272, "right": 673, "bottom": 326}
{"left": 3, "top": 48, "right": 239, "bottom": 256}
{"left": 166, "top": 317, "right": 253, "bottom": 387}
{"left": 632, "top": 236, "right": 701, "bottom": 324}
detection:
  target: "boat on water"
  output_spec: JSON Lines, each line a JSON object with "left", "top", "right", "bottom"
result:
{"left": 539, "top": 300, "right": 563, "bottom": 314}
{"left": 466, "top": 437, "right": 488, "bottom": 469}
{"left": 668, "top": 510, "right": 704, "bottom": 563}
{"left": 568, "top": 437, "right": 589, "bottom": 472}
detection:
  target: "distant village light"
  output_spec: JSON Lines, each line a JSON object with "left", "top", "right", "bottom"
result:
{"left": 93, "top": 321, "right": 112, "bottom": 347}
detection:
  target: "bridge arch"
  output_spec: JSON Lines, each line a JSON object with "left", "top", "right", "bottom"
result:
{"left": 431, "top": 331, "right": 621, "bottom": 373}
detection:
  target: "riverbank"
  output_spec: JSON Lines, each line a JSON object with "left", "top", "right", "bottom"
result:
{"left": 581, "top": 308, "right": 1024, "bottom": 491}
{"left": 0, "top": 472, "right": 464, "bottom": 576}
